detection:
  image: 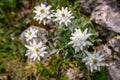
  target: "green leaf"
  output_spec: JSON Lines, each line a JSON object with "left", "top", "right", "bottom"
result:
{"left": 59, "top": 74, "right": 68, "bottom": 80}
{"left": 0, "top": 1, "right": 4, "bottom": 7}
{"left": 0, "top": 28, "right": 4, "bottom": 34}
{"left": 50, "top": 49, "right": 58, "bottom": 55}
{"left": 68, "top": 62, "right": 74, "bottom": 67}
{"left": 0, "top": 64, "right": 5, "bottom": 73}
{"left": 74, "top": 54, "right": 83, "bottom": 58}
{"left": 4, "top": 0, "right": 16, "bottom": 8}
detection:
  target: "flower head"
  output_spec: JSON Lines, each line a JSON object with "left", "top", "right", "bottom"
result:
{"left": 25, "top": 40, "right": 48, "bottom": 61}
{"left": 24, "top": 27, "right": 38, "bottom": 41}
{"left": 68, "top": 28, "right": 92, "bottom": 52}
{"left": 82, "top": 50, "right": 105, "bottom": 72}
{"left": 33, "top": 3, "right": 52, "bottom": 25}
{"left": 53, "top": 7, "right": 74, "bottom": 26}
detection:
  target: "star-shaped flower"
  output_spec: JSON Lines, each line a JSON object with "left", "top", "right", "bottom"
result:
{"left": 68, "top": 28, "right": 92, "bottom": 52}
{"left": 25, "top": 40, "right": 48, "bottom": 61}
{"left": 33, "top": 3, "right": 52, "bottom": 25}
{"left": 53, "top": 7, "right": 74, "bottom": 26}
{"left": 24, "top": 27, "right": 38, "bottom": 41}
{"left": 82, "top": 50, "right": 105, "bottom": 72}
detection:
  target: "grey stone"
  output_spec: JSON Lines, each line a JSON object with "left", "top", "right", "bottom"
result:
{"left": 91, "top": 3, "right": 120, "bottom": 33}
{"left": 80, "top": 0, "right": 120, "bottom": 33}
{"left": 107, "top": 61, "right": 120, "bottom": 80}
{"left": 95, "top": 25, "right": 115, "bottom": 43}
{"left": 79, "top": 0, "right": 109, "bottom": 15}
{"left": 109, "top": 36, "right": 120, "bottom": 53}
{"left": 99, "top": 36, "right": 120, "bottom": 80}
{"left": 64, "top": 67, "right": 84, "bottom": 80}
{"left": 20, "top": 25, "right": 48, "bottom": 44}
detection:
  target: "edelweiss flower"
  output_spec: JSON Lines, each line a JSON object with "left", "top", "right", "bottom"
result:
{"left": 68, "top": 28, "right": 92, "bottom": 52}
{"left": 54, "top": 7, "right": 74, "bottom": 26}
{"left": 25, "top": 40, "right": 48, "bottom": 61}
{"left": 33, "top": 3, "right": 52, "bottom": 25}
{"left": 82, "top": 50, "right": 105, "bottom": 72}
{"left": 24, "top": 27, "right": 38, "bottom": 41}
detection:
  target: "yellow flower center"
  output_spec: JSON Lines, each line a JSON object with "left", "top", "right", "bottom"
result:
{"left": 28, "top": 32, "right": 32, "bottom": 35}
{"left": 92, "top": 58, "right": 98, "bottom": 64}
{"left": 61, "top": 13, "right": 65, "bottom": 17}
{"left": 40, "top": 9, "right": 45, "bottom": 13}
{"left": 35, "top": 47, "right": 39, "bottom": 52}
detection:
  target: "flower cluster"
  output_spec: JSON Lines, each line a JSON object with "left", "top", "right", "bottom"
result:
{"left": 33, "top": 4, "right": 74, "bottom": 26}
{"left": 68, "top": 27, "right": 105, "bottom": 72}
{"left": 22, "top": 3, "right": 105, "bottom": 73}
{"left": 24, "top": 26, "right": 48, "bottom": 61}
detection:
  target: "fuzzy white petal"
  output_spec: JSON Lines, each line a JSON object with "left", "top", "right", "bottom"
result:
{"left": 82, "top": 50, "right": 105, "bottom": 72}
{"left": 33, "top": 3, "right": 52, "bottom": 25}
{"left": 53, "top": 7, "right": 74, "bottom": 26}
{"left": 68, "top": 28, "right": 92, "bottom": 52}
{"left": 25, "top": 40, "right": 48, "bottom": 61}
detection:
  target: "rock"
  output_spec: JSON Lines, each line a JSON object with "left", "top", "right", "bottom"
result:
{"left": 107, "top": 61, "right": 120, "bottom": 80}
{"left": 109, "top": 36, "right": 120, "bottom": 53}
{"left": 64, "top": 67, "right": 84, "bottom": 80}
{"left": 80, "top": 0, "right": 120, "bottom": 33}
{"left": 95, "top": 25, "right": 115, "bottom": 43}
{"left": 79, "top": 0, "right": 93, "bottom": 15}
{"left": 100, "top": 36, "right": 120, "bottom": 61}
{"left": 79, "top": 0, "right": 108, "bottom": 15}
{"left": 91, "top": 3, "right": 120, "bottom": 33}
{"left": 60, "top": 65, "right": 85, "bottom": 80}
{"left": 99, "top": 36, "right": 120, "bottom": 80}
{"left": 100, "top": 45, "right": 120, "bottom": 80}
{"left": 20, "top": 25, "right": 48, "bottom": 44}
